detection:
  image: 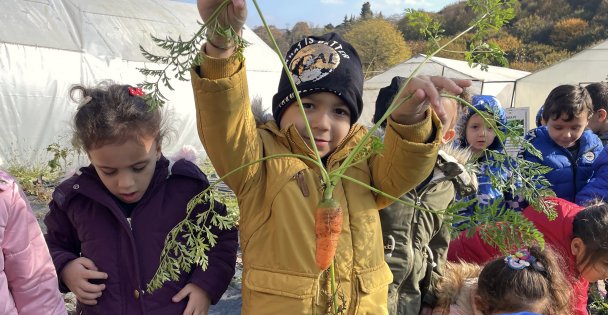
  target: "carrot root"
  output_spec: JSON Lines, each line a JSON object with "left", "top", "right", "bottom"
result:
{"left": 315, "top": 199, "right": 343, "bottom": 270}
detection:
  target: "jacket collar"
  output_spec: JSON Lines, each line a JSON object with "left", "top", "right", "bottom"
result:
{"left": 258, "top": 120, "right": 366, "bottom": 169}
{"left": 60, "top": 155, "right": 170, "bottom": 209}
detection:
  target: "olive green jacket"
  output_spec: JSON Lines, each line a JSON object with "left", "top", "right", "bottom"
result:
{"left": 381, "top": 146, "right": 477, "bottom": 315}
{"left": 191, "top": 52, "right": 441, "bottom": 315}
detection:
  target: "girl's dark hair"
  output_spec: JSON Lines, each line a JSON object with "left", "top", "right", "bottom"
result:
{"left": 572, "top": 201, "right": 608, "bottom": 269}
{"left": 70, "top": 83, "right": 167, "bottom": 151}
{"left": 476, "top": 246, "right": 572, "bottom": 315}
{"left": 542, "top": 84, "right": 593, "bottom": 122}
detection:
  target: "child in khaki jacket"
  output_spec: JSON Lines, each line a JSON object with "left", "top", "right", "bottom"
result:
{"left": 375, "top": 76, "right": 476, "bottom": 315}
{"left": 192, "top": 1, "right": 471, "bottom": 313}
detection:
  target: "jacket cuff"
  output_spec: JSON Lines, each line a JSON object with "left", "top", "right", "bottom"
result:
{"left": 386, "top": 108, "right": 440, "bottom": 143}
{"left": 194, "top": 44, "right": 242, "bottom": 80}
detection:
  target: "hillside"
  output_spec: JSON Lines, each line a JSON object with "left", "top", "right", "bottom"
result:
{"left": 253, "top": 0, "right": 608, "bottom": 73}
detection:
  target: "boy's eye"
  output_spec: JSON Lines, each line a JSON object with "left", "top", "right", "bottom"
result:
{"left": 302, "top": 103, "right": 314, "bottom": 110}
{"left": 335, "top": 108, "right": 350, "bottom": 117}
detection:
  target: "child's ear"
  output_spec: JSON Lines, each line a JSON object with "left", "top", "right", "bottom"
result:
{"left": 442, "top": 129, "right": 457, "bottom": 143}
{"left": 597, "top": 109, "right": 608, "bottom": 122}
{"left": 156, "top": 143, "right": 162, "bottom": 160}
{"left": 571, "top": 237, "right": 585, "bottom": 258}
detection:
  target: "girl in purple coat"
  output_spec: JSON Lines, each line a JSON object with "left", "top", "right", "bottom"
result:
{"left": 44, "top": 83, "right": 238, "bottom": 315}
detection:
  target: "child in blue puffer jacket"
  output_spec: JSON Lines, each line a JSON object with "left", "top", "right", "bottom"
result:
{"left": 520, "top": 85, "right": 603, "bottom": 203}
{"left": 453, "top": 95, "right": 522, "bottom": 222}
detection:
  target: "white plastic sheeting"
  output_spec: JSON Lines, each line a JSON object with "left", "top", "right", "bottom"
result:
{"left": 0, "top": 0, "right": 282, "bottom": 166}
{"left": 513, "top": 39, "right": 608, "bottom": 125}
{"left": 359, "top": 54, "right": 530, "bottom": 127}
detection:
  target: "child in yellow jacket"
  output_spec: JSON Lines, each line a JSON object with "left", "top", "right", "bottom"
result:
{"left": 191, "top": 1, "right": 471, "bottom": 313}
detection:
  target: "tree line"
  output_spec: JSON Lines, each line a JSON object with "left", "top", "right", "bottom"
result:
{"left": 252, "top": 0, "right": 608, "bottom": 78}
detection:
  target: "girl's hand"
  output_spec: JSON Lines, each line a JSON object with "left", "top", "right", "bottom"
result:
{"left": 390, "top": 75, "right": 471, "bottom": 125}
{"left": 173, "top": 283, "right": 211, "bottom": 315}
{"left": 197, "top": 0, "right": 247, "bottom": 57}
{"left": 61, "top": 257, "right": 108, "bottom": 305}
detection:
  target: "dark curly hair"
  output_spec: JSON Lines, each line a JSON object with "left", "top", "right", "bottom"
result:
{"left": 70, "top": 82, "right": 167, "bottom": 151}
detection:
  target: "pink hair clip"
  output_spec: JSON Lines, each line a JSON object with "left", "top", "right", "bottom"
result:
{"left": 128, "top": 86, "right": 145, "bottom": 97}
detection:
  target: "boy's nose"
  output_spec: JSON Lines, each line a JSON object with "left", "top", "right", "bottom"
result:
{"left": 310, "top": 112, "right": 331, "bottom": 131}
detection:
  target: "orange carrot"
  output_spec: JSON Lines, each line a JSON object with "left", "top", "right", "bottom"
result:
{"left": 315, "top": 199, "right": 343, "bottom": 270}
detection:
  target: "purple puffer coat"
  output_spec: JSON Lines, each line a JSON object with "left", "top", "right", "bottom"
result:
{"left": 44, "top": 156, "right": 238, "bottom": 315}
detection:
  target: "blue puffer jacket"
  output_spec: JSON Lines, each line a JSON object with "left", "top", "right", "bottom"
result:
{"left": 455, "top": 96, "right": 523, "bottom": 219}
{"left": 576, "top": 145, "right": 608, "bottom": 204}
{"left": 521, "top": 126, "right": 603, "bottom": 202}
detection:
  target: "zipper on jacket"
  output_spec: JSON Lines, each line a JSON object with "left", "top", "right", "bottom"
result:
{"left": 564, "top": 148, "right": 578, "bottom": 197}
{"left": 294, "top": 170, "right": 310, "bottom": 197}
{"left": 393, "top": 194, "right": 418, "bottom": 296}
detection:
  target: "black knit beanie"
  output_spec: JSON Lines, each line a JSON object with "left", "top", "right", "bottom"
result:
{"left": 373, "top": 76, "right": 407, "bottom": 128}
{"left": 272, "top": 32, "right": 364, "bottom": 125}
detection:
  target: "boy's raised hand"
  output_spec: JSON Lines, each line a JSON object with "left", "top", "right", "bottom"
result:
{"left": 172, "top": 283, "right": 211, "bottom": 315}
{"left": 197, "top": 0, "right": 246, "bottom": 57}
{"left": 390, "top": 75, "right": 471, "bottom": 125}
{"left": 61, "top": 257, "right": 108, "bottom": 305}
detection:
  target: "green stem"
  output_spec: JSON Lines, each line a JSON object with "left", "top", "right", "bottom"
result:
{"left": 186, "top": 152, "right": 324, "bottom": 215}
{"left": 336, "top": 174, "right": 449, "bottom": 215}
{"left": 332, "top": 14, "right": 489, "bottom": 180}
{"left": 445, "top": 94, "right": 555, "bottom": 216}
{"left": 251, "top": 0, "right": 328, "bottom": 184}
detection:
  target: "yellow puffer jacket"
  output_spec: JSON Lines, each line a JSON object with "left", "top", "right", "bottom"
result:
{"left": 191, "top": 52, "right": 441, "bottom": 315}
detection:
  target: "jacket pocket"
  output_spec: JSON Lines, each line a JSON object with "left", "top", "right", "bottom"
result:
{"left": 244, "top": 267, "right": 316, "bottom": 314}
{"left": 354, "top": 264, "right": 393, "bottom": 315}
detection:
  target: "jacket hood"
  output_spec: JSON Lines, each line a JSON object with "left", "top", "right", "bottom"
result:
{"left": 434, "top": 261, "right": 483, "bottom": 315}
{"left": 436, "top": 145, "right": 478, "bottom": 197}
{"left": 455, "top": 95, "right": 507, "bottom": 152}
{"left": 252, "top": 96, "right": 274, "bottom": 126}
{"left": 535, "top": 106, "right": 544, "bottom": 127}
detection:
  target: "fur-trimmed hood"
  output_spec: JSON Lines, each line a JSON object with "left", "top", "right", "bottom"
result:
{"left": 432, "top": 262, "right": 483, "bottom": 315}
{"left": 252, "top": 96, "right": 274, "bottom": 126}
{"left": 435, "top": 144, "right": 478, "bottom": 197}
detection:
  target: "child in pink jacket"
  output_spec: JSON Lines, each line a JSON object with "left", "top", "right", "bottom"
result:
{"left": 0, "top": 170, "right": 66, "bottom": 315}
